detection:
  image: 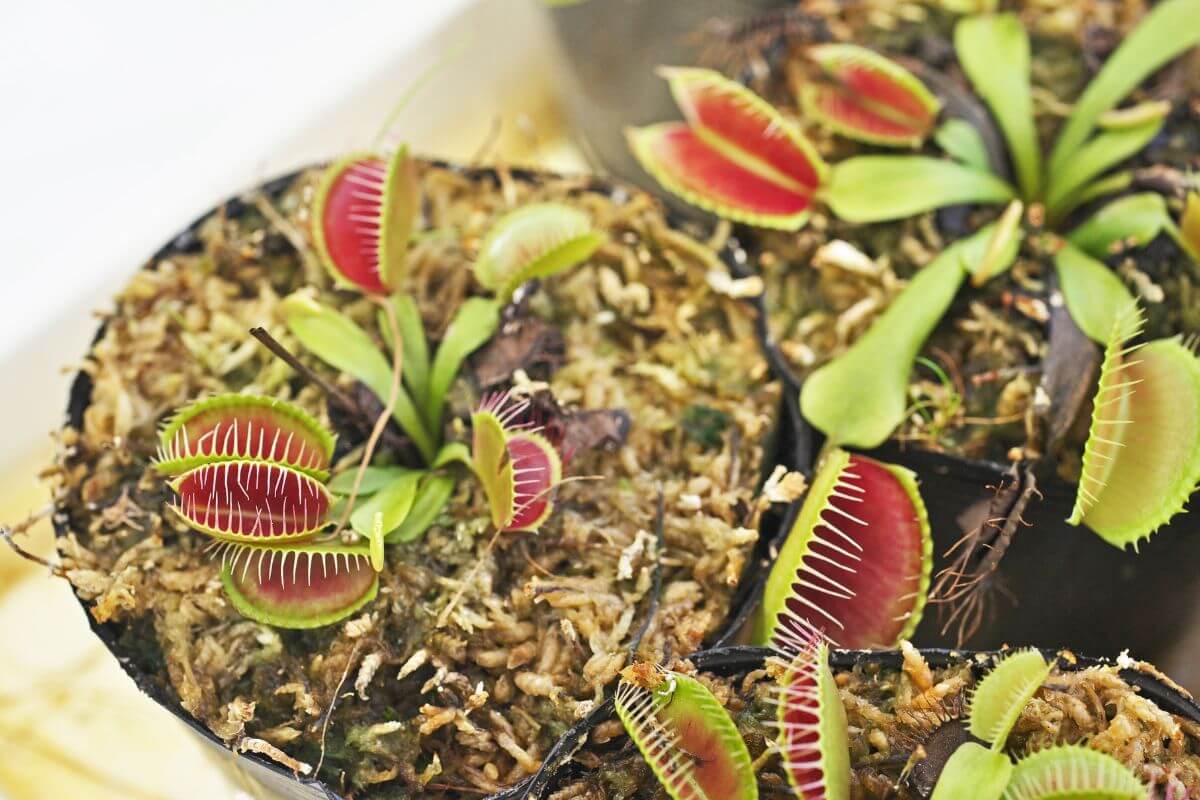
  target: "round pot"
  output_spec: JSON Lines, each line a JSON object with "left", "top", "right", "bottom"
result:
{"left": 55, "top": 163, "right": 797, "bottom": 800}
{"left": 546, "top": 0, "right": 1200, "bottom": 666}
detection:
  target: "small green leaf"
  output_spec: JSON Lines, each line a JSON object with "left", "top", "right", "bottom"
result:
{"left": 968, "top": 650, "right": 1052, "bottom": 748}
{"left": 474, "top": 203, "right": 607, "bottom": 301}
{"left": 368, "top": 512, "right": 386, "bottom": 572}
{"left": 1168, "top": 191, "right": 1200, "bottom": 263}
{"left": 1002, "top": 744, "right": 1145, "bottom": 800}
{"left": 1068, "top": 193, "right": 1171, "bottom": 258}
{"left": 387, "top": 473, "right": 456, "bottom": 543}
{"left": 1053, "top": 243, "right": 1139, "bottom": 343}
{"left": 1098, "top": 99, "right": 1172, "bottom": 131}
{"left": 350, "top": 471, "right": 421, "bottom": 539}
{"left": 954, "top": 14, "right": 1040, "bottom": 199}
{"left": 378, "top": 145, "right": 419, "bottom": 289}
{"left": 969, "top": 201, "right": 1025, "bottom": 286}
{"left": 380, "top": 293, "right": 431, "bottom": 412}
{"left": 1049, "top": 0, "right": 1200, "bottom": 175}
{"left": 432, "top": 442, "right": 471, "bottom": 469}
{"left": 800, "top": 226, "right": 1001, "bottom": 447}
{"left": 1072, "top": 171, "right": 1134, "bottom": 208}
{"left": 1046, "top": 117, "right": 1164, "bottom": 219}
{"left": 824, "top": 156, "right": 1014, "bottom": 222}
{"left": 281, "top": 293, "right": 435, "bottom": 462}
{"left": 934, "top": 118, "right": 992, "bottom": 172}
{"left": 328, "top": 465, "right": 416, "bottom": 496}
{"left": 426, "top": 297, "right": 501, "bottom": 430}
{"left": 931, "top": 742, "right": 1012, "bottom": 800}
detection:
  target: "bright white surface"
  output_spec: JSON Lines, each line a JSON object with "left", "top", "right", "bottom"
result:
{"left": 0, "top": 0, "right": 572, "bottom": 473}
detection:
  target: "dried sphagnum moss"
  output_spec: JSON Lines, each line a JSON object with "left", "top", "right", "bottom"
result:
{"left": 546, "top": 653, "right": 1200, "bottom": 800}
{"left": 51, "top": 164, "right": 780, "bottom": 796}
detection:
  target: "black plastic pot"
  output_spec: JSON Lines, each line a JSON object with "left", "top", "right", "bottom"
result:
{"left": 56, "top": 163, "right": 802, "bottom": 800}
{"left": 880, "top": 445, "right": 1200, "bottom": 662}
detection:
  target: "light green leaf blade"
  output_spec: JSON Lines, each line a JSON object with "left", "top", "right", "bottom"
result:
{"left": 1169, "top": 191, "right": 1200, "bottom": 263}
{"left": 1049, "top": 0, "right": 1200, "bottom": 175}
{"left": 281, "top": 294, "right": 435, "bottom": 462}
{"left": 387, "top": 473, "right": 456, "bottom": 543}
{"left": 328, "top": 465, "right": 416, "bottom": 496}
{"left": 1046, "top": 117, "right": 1164, "bottom": 218}
{"left": 1002, "top": 744, "right": 1145, "bottom": 800}
{"left": 800, "top": 226, "right": 996, "bottom": 447}
{"left": 824, "top": 156, "right": 1014, "bottom": 222}
{"left": 968, "top": 202, "right": 1025, "bottom": 286}
{"left": 954, "top": 14, "right": 1040, "bottom": 199}
{"left": 1053, "top": 243, "right": 1139, "bottom": 343}
{"left": 432, "top": 442, "right": 471, "bottom": 469}
{"left": 350, "top": 472, "right": 421, "bottom": 539}
{"left": 934, "top": 118, "right": 992, "bottom": 172}
{"left": 968, "top": 650, "right": 1052, "bottom": 748}
{"left": 381, "top": 293, "right": 432, "bottom": 411}
{"left": 426, "top": 297, "right": 501, "bottom": 429}
{"left": 1068, "top": 193, "right": 1170, "bottom": 258}
{"left": 931, "top": 742, "right": 1011, "bottom": 800}
{"left": 1072, "top": 171, "right": 1134, "bottom": 209}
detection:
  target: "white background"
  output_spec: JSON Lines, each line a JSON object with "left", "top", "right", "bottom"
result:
{"left": 0, "top": 0, "right": 573, "bottom": 474}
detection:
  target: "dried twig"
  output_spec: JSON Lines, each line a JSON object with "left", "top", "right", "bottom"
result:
{"left": 249, "top": 327, "right": 357, "bottom": 413}
{"left": 331, "top": 296, "right": 403, "bottom": 534}
{"left": 1, "top": 506, "right": 62, "bottom": 576}
{"left": 314, "top": 641, "right": 362, "bottom": 779}
{"left": 627, "top": 488, "right": 665, "bottom": 658}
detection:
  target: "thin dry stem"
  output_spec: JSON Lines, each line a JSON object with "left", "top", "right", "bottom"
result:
{"left": 332, "top": 295, "right": 404, "bottom": 535}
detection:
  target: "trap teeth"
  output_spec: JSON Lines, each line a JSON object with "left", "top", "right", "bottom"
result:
{"left": 219, "top": 542, "right": 378, "bottom": 629}
{"left": 757, "top": 448, "right": 931, "bottom": 652}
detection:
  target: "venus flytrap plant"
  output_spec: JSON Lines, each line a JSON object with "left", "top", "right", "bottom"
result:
{"left": 636, "top": 3, "right": 1200, "bottom": 556}
{"left": 470, "top": 392, "right": 564, "bottom": 534}
{"left": 472, "top": 203, "right": 607, "bottom": 303}
{"left": 754, "top": 447, "right": 932, "bottom": 651}
{"left": 930, "top": 650, "right": 1145, "bottom": 800}
{"left": 1066, "top": 305, "right": 1200, "bottom": 548}
{"left": 215, "top": 541, "right": 379, "bottom": 629}
{"left": 626, "top": 67, "right": 829, "bottom": 230}
{"left": 614, "top": 663, "right": 759, "bottom": 800}
{"left": 157, "top": 395, "right": 384, "bottom": 629}
{"left": 312, "top": 146, "right": 418, "bottom": 295}
{"left": 765, "top": 632, "right": 850, "bottom": 800}
{"left": 155, "top": 393, "right": 335, "bottom": 480}
{"left": 800, "top": 222, "right": 1017, "bottom": 449}
{"left": 801, "top": 44, "right": 941, "bottom": 148}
